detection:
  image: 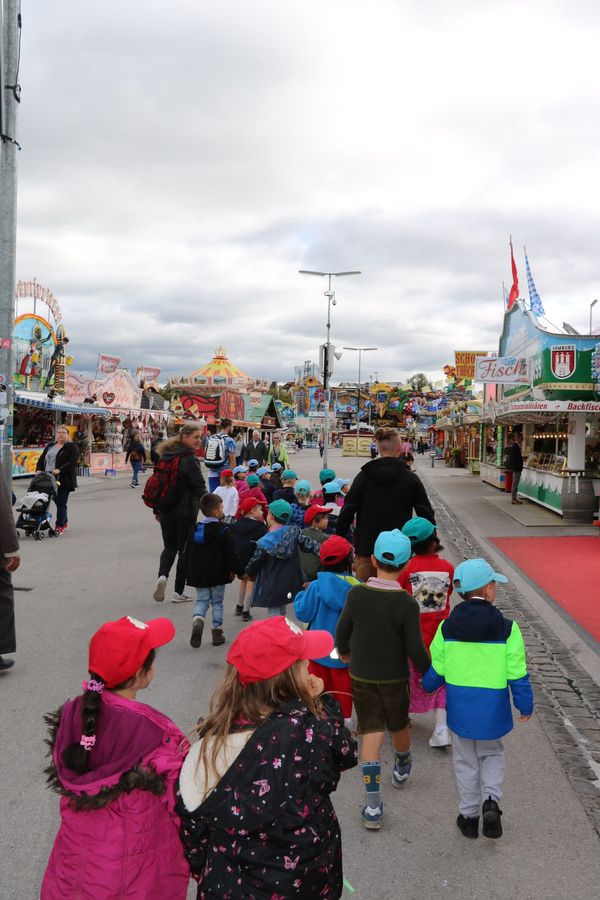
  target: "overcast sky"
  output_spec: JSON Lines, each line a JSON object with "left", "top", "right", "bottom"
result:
{"left": 14, "top": 0, "right": 600, "bottom": 385}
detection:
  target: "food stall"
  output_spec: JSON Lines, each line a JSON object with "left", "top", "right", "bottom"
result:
{"left": 479, "top": 300, "right": 600, "bottom": 521}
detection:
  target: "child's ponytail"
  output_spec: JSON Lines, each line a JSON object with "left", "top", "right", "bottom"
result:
{"left": 62, "top": 675, "right": 104, "bottom": 774}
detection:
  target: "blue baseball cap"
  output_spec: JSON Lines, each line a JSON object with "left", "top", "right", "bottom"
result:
{"left": 453, "top": 559, "right": 508, "bottom": 594}
{"left": 248, "top": 458, "right": 259, "bottom": 468}
{"left": 337, "top": 478, "right": 352, "bottom": 488}
{"left": 233, "top": 465, "right": 248, "bottom": 475}
{"left": 373, "top": 530, "right": 412, "bottom": 567}
{"left": 402, "top": 517, "right": 436, "bottom": 544}
{"left": 269, "top": 499, "right": 293, "bottom": 524}
{"left": 323, "top": 481, "right": 341, "bottom": 496}
{"left": 272, "top": 462, "right": 283, "bottom": 471}
{"left": 295, "top": 479, "right": 312, "bottom": 495}
{"left": 257, "top": 466, "right": 272, "bottom": 476}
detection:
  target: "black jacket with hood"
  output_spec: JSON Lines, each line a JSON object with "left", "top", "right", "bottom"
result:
{"left": 336, "top": 457, "right": 435, "bottom": 556}
{"left": 185, "top": 520, "right": 239, "bottom": 588}
{"left": 229, "top": 516, "right": 268, "bottom": 574}
{"left": 160, "top": 445, "right": 207, "bottom": 519}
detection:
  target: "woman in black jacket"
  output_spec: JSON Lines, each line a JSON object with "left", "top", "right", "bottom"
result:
{"left": 153, "top": 424, "right": 207, "bottom": 605}
{"left": 125, "top": 431, "right": 147, "bottom": 488}
{"left": 36, "top": 425, "right": 80, "bottom": 534}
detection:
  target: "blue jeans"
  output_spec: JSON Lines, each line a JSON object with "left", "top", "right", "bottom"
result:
{"left": 55, "top": 487, "right": 70, "bottom": 527}
{"left": 132, "top": 460, "right": 142, "bottom": 484}
{"left": 267, "top": 605, "right": 287, "bottom": 617}
{"left": 194, "top": 585, "right": 225, "bottom": 626}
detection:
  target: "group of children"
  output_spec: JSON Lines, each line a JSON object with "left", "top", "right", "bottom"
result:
{"left": 41, "top": 461, "right": 535, "bottom": 898}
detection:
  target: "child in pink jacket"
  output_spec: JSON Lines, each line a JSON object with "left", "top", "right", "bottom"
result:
{"left": 41, "top": 615, "right": 190, "bottom": 899}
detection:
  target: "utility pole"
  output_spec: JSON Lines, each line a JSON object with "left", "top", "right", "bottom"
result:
{"left": 0, "top": 0, "right": 21, "bottom": 483}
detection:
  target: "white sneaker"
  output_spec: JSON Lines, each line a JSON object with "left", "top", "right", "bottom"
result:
{"left": 429, "top": 726, "right": 452, "bottom": 748}
{"left": 171, "top": 592, "right": 193, "bottom": 603}
{"left": 153, "top": 576, "right": 167, "bottom": 603}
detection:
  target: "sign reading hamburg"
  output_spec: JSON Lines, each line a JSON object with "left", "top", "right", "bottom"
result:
{"left": 551, "top": 344, "right": 576, "bottom": 380}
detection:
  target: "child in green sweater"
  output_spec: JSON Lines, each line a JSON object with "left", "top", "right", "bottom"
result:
{"left": 335, "top": 529, "right": 430, "bottom": 831}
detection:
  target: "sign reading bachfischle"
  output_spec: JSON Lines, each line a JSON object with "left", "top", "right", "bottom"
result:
{"left": 475, "top": 356, "right": 529, "bottom": 384}
{"left": 454, "top": 351, "right": 489, "bottom": 379}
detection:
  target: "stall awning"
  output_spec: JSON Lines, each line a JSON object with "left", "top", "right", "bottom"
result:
{"left": 15, "top": 391, "right": 111, "bottom": 418}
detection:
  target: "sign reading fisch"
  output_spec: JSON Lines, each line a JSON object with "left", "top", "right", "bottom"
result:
{"left": 474, "top": 356, "right": 529, "bottom": 384}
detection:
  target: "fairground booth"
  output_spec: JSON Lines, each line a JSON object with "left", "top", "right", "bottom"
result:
{"left": 168, "top": 347, "right": 281, "bottom": 437}
{"left": 479, "top": 299, "right": 600, "bottom": 522}
{"left": 12, "top": 281, "right": 110, "bottom": 478}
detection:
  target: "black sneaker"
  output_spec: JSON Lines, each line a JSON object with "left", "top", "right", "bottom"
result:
{"left": 212, "top": 627, "right": 226, "bottom": 646}
{"left": 0, "top": 655, "right": 15, "bottom": 672}
{"left": 190, "top": 617, "right": 205, "bottom": 648}
{"left": 234, "top": 605, "right": 243, "bottom": 616}
{"left": 482, "top": 797, "right": 503, "bottom": 838}
{"left": 242, "top": 611, "right": 252, "bottom": 622}
{"left": 456, "top": 814, "right": 479, "bottom": 839}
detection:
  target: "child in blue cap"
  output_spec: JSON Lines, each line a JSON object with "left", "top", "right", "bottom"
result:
{"left": 335, "top": 530, "right": 430, "bottom": 831}
{"left": 246, "top": 500, "right": 322, "bottom": 617}
{"left": 400, "top": 517, "right": 454, "bottom": 748}
{"left": 423, "top": 558, "right": 534, "bottom": 840}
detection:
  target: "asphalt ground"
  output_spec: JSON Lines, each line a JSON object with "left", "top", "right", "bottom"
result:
{"left": 2, "top": 449, "right": 600, "bottom": 899}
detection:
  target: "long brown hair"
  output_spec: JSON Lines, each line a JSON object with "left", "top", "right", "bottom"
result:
{"left": 194, "top": 662, "right": 322, "bottom": 794}
{"left": 157, "top": 422, "right": 203, "bottom": 457}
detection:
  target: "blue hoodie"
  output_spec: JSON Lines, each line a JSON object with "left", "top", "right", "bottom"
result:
{"left": 294, "top": 572, "right": 360, "bottom": 668}
{"left": 245, "top": 525, "right": 322, "bottom": 609}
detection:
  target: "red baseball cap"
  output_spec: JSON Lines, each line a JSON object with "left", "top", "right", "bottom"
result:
{"left": 320, "top": 535, "right": 353, "bottom": 565}
{"left": 88, "top": 616, "right": 175, "bottom": 688}
{"left": 220, "top": 469, "right": 233, "bottom": 477}
{"left": 304, "top": 505, "right": 330, "bottom": 526}
{"left": 226, "top": 617, "right": 334, "bottom": 685}
{"left": 239, "top": 495, "right": 267, "bottom": 516}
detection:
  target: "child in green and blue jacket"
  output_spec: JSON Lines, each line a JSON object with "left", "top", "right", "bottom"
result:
{"left": 423, "top": 558, "right": 533, "bottom": 841}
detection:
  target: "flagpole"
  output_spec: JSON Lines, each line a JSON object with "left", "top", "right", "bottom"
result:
{"left": 502, "top": 281, "right": 506, "bottom": 308}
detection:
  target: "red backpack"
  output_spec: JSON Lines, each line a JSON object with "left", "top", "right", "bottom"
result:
{"left": 142, "top": 453, "right": 188, "bottom": 513}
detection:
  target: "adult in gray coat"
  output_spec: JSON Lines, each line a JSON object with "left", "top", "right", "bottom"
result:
{"left": 0, "top": 467, "right": 20, "bottom": 672}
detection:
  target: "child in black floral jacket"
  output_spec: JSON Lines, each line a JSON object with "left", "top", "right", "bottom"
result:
{"left": 177, "top": 616, "right": 358, "bottom": 899}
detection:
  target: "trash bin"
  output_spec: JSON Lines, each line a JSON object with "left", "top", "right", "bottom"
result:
{"left": 504, "top": 470, "right": 513, "bottom": 493}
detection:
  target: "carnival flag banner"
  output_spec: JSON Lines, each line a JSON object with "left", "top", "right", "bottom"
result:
{"left": 97, "top": 354, "right": 121, "bottom": 375}
{"left": 138, "top": 366, "right": 161, "bottom": 382}
{"left": 524, "top": 251, "right": 545, "bottom": 317}
{"left": 507, "top": 238, "right": 519, "bottom": 310}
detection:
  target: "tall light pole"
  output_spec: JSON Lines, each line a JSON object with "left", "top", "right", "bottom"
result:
{"left": 299, "top": 270, "right": 361, "bottom": 466}
{"left": 0, "top": 0, "right": 22, "bottom": 483}
{"left": 343, "top": 347, "right": 378, "bottom": 455}
{"left": 590, "top": 299, "right": 598, "bottom": 334}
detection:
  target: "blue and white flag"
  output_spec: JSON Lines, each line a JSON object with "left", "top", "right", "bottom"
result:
{"left": 525, "top": 252, "right": 545, "bottom": 317}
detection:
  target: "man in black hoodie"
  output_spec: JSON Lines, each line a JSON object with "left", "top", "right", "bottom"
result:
{"left": 336, "top": 427, "right": 435, "bottom": 582}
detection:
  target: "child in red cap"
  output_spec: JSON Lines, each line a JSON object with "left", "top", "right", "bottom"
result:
{"left": 177, "top": 617, "right": 357, "bottom": 898}
{"left": 299, "top": 505, "right": 330, "bottom": 581}
{"left": 229, "top": 496, "right": 268, "bottom": 621}
{"left": 294, "top": 535, "right": 358, "bottom": 727}
{"left": 42, "top": 616, "right": 189, "bottom": 899}
{"left": 213, "top": 469, "right": 239, "bottom": 523}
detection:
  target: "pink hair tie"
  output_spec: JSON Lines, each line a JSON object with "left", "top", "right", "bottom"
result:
{"left": 80, "top": 735, "right": 96, "bottom": 751}
{"left": 82, "top": 679, "right": 104, "bottom": 694}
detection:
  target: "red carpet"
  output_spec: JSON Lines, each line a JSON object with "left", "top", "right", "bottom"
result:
{"left": 490, "top": 537, "right": 600, "bottom": 643}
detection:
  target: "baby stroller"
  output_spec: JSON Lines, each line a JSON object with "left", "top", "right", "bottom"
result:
{"left": 15, "top": 471, "right": 58, "bottom": 540}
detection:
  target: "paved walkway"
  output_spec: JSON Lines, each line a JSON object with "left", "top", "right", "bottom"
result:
{"left": 3, "top": 451, "right": 600, "bottom": 899}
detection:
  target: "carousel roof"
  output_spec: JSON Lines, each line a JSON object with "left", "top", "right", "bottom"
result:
{"left": 187, "top": 347, "right": 251, "bottom": 383}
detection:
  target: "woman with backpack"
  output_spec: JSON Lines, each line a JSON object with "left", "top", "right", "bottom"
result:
{"left": 125, "top": 431, "right": 147, "bottom": 488}
{"left": 150, "top": 424, "right": 207, "bottom": 605}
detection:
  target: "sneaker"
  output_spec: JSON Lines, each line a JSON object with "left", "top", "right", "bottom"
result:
{"left": 456, "top": 814, "right": 479, "bottom": 839}
{"left": 482, "top": 797, "right": 503, "bottom": 839}
{"left": 0, "top": 655, "right": 15, "bottom": 672}
{"left": 361, "top": 803, "right": 383, "bottom": 830}
{"left": 234, "top": 605, "right": 243, "bottom": 616}
{"left": 392, "top": 751, "right": 412, "bottom": 788}
{"left": 54, "top": 526, "right": 64, "bottom": 535}
{"left": 153, "top": 576, "right": 167, "bottom": 603}
{"left": 171, "top": 592, "right": 193, "bottom": 603}
{"left": 242, "top": 611, "right": 252, "bottom": 622}
{"left": 190, "top": 616, "right": 205, "bottom": 648}
{"left": 429, "top": 726, "right": 452, "bottom": 748}
{"left": 212, "top": 627, "right": 226, "bottom": 646}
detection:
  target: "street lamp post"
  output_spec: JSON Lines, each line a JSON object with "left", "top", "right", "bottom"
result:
{"left": 590, "top": 299, "right": 598, "bottom": 334}
{"left": 343, "top": 347, "right": 378, "bottom": 455}
{"left": 299, "top": 270, "right": 361, "bottom": 467}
